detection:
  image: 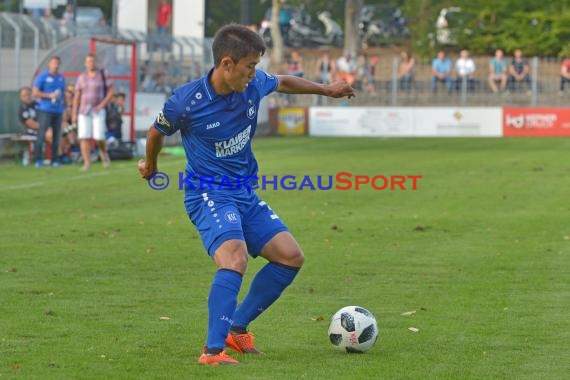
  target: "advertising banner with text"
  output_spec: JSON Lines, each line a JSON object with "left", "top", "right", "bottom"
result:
{"left": 309, "top": 107, "right": 502, "bottom": 137}
{"left": 503, "top": 108, "right": 570, "bottom": 136}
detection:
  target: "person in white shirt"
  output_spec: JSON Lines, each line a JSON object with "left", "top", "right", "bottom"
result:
{"left": 335, "top": 51, "right": 357, "bottom": 86}
{"left": 455, "top": 49, "right": 476, "bottom": 92}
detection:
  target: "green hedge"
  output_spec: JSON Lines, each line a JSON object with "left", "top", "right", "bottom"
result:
{"left": 0, "top": 91, "right": 21, "bottom": 134}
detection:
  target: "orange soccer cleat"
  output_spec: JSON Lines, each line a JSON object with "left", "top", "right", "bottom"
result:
{"left": 225, "top": 331, "right": 264, "bottom": 354}
{"left": 198, "top": 346, "right": 239, "bottom": 366}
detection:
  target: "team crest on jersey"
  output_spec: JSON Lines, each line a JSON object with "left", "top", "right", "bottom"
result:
{"left": 157, "top": 111, "right": 171, "bottom": 129}
{"left": 247, "top": 104, "right": 256, "bottom": 119}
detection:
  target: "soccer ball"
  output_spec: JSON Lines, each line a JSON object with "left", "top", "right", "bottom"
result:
{"left": 328, "top": 306, "right": 379, "bottom": 353}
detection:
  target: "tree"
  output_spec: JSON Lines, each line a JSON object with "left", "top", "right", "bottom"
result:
{"left": 343, "top": 0, "right": 362, "bottom": 54}
{"left": 270, "top": 0, "right": 284, "bottom": 67}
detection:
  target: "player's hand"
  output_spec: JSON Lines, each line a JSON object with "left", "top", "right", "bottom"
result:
{"left": 326, "top": 81, "right": 356, "bottom": 99}
{"left": 138, "top": 159, "right": 156, "bottom": 179}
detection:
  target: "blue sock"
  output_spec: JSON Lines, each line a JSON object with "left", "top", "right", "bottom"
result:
{"left": 232, "top": 262, "right": 299, "bottom": 329}
{"left": 206, "top": 269, "right": 242, "bottom": 350}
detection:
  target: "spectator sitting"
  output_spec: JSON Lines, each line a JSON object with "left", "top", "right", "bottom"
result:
{"left": 508, "top": 49, "right": 532, "bottom": 93}
{"left": 488, "top": 49, "right": 508, "bottom": 93}
{"left": 106, "top": 92, "right": 125, "bottom": 148}
{"left": 18, "top": 86, "right": 52, "bottom": 165}
{"left": 335, "top": 50, "right": 357, "bottom": 86}
{"left": 455, "top": 49, "right": 476, "bottom": 92}
{"left": 60, "top": 83, "right": 79, "bottom": 164}
{"left": 398, "top": 50, "right": 415, "bottom": 92}
{"left": 431, "top": 50, "right": 453, "bottom": 94}
{"left": 559, "top": 56, "right": 570, "bottom": 94}
{"left": 315, "top": 50, "right": 335, "bottom": 84}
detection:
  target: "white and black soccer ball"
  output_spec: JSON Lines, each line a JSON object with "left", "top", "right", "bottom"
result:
{"left": 328, "top": 306, "right": 379, "bottom": 353}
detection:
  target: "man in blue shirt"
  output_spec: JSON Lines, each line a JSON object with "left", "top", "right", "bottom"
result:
{"left": 138, "top": 24, "right": 355, "bottom": 366}
{"left": 278, "top": 0, "right": 293, "bottom": 45}
{"left": 33, "top": 56, "right": 66, "bottom": 167}
{"left": 431, "top": 50, "right": 453, "bottom": 93}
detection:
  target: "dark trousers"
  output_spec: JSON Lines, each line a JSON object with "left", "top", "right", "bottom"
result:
{"left": 560, "top": 76, "right": 570, "bottom": 91}
{"left": 35, "top": 110, "right": 62, "bottom": 164}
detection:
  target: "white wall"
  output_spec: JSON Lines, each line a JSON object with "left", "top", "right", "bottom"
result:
{"left": 118, "top": 0, "right": 204, "bottom": 37}
{"left": 172, "top": 0, "right": 204, "bottom": 38}
{"left": 118, "top": 0, "right": 149, "bottom": 32}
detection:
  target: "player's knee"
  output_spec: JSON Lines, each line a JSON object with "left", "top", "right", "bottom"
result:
{"left": 217, "top": 253, "right": 248, "bottom": 274}
{"left": 288, "top": 247, "right": 305, "bottom": 268}
{"left": 214, "top": 241, "right": 249, "bottom": 274}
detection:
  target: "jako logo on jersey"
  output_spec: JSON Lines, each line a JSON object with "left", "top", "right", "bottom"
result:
{"left": 206, "top": 121, "right": 220, "bottom": 130}
{"left": 214, "top": 125, "right": 251, "bottom": 158}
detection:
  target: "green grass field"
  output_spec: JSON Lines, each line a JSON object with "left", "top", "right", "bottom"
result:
{"left": 1, "top": 137, "right": 569, "bottom": 379}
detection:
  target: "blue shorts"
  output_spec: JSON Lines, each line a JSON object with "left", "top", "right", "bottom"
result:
{"left": 184, "top": 189, "right": 288, "bottom": 257}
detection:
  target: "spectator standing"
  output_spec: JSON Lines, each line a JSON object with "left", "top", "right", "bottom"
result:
{"left": 315, "top": 50, "right": 335, "bottom": 84}
{"left": 72, "top": 53, "right": 114, "bottom": 171}
{"left": 356, "top": 52, "right": 377, "bottom": 94}
{"left": 32, "top": 56, "right": 65, "bottom": 167}
{"left": 156, "top": 0, "right": 172, "bottom": 50}
{"left": 60, "top": 4, "right": 75, "bottom": 38}
{"left": 508, "top": 49, "right": 532, "bottom": 93}
{"left": 559, "top": 57, "right": 570, "bottom": 94}
{"left": 455, "top": 49, "right": 476, "bottom": 92}
{"left": 488, "top": 49, "right": 508, "bottom": 93}
{"left": 431, "top": 51, "right": 453, "bottom": 93}
{"left": 279, "top": 0, "right": 292, "bottom": 45}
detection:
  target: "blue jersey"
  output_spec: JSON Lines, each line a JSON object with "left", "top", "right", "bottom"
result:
{"left": 154, "top": 68, "right": 279, "bottom": 191}
{"left": 33, "top": 70, "right": 65, "bottom": 114}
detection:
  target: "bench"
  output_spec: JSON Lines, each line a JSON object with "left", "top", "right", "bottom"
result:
{"left": 8, "top": 134, "right": 53, "bottom": 165}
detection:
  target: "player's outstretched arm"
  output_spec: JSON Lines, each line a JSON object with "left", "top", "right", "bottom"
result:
{"left": 276, "top": 75, "right": 356, "bottom": 99}
{"left": 138, "top": 126, "right": 164, "bottom": 179}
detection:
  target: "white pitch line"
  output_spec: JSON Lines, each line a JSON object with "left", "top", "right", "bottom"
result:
{"left": 0, "top": 159, "right": 186, "bottom": 192}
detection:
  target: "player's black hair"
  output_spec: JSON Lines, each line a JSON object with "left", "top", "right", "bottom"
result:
{"left": 212, "top": 23, "right": 266, "bottom": 67}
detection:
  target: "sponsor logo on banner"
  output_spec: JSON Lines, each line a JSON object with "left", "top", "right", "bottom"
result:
{"left": 278, "top": 108, "right": 306, "bottom": 135}
{"left": 503, "top": 108, "right": 570, "bottom": 136}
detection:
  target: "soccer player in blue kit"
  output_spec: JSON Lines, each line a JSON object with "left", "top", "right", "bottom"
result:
{"left": 138, "top": 24, "right": 355, "bottom": 365}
